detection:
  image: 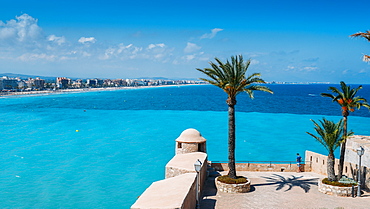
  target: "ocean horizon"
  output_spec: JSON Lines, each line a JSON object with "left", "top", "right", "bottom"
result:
{"left": 1, "top": 84, "right": 369, "bottom": 208}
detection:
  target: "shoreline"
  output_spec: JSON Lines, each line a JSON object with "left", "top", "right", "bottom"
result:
{"left": 0, "top": 84, "right": 205, "bottom": 97}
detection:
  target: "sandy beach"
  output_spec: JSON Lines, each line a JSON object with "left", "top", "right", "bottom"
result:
{"left": 0, "top": 84, "right": 203, "bottom": 97}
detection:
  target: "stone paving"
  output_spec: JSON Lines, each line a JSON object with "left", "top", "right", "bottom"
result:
{"left": 200, "top": 172, "right": 370, "bottom": 209}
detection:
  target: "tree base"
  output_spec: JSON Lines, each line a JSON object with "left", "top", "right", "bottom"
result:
{"left": 215, "top": 176, "right": 251, "bottom": 193}
{"left": 318, "top": 178, "right": 357, "bottom": 197}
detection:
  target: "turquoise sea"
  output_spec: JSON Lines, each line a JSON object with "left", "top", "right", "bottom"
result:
{"left": 0, "top": 84, "right": 369, "bottom": 208}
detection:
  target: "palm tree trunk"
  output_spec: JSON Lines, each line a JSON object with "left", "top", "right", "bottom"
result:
{"left": 327, "top": 152, "right": 336, "bottom": 181}
{"left": 338, "top": 113, "right": 348, "bottom": 180}
{"left": 227, "top": 103, "right": 237, "bottom": 179}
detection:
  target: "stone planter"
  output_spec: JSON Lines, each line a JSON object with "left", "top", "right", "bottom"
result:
{"left": 215, "top": 176, "right": 251, "bottom": 193}
{"left": 318, "top": 178, "right": 357, "bottom": 197}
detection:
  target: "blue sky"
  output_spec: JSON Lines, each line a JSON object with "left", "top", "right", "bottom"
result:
{"left": 0, "top": 0, "right": 369, "bottom": 83}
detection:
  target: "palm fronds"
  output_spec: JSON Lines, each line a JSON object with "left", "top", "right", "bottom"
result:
{"left": 320, "top": 81, "right": 370, "bottom": 113}
{"left": 196, "top": 55, "right": 273, "bottom": 100}
{"left": 350, "top": 31, "right": 370, "bottom": 41}
{"left": 306, "top": 118, "right": 344, "bottom": 153}
{"left": 350, "top": 30, "right": 370, "bottom": 62}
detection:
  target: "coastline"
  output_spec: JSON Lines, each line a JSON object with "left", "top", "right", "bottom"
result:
{"left": 0, "top": 84, "right": 205, "bottom": 97}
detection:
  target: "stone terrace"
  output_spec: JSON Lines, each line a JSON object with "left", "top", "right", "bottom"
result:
{"left": 201, "top": 171, "right": 370, "bottom": 209}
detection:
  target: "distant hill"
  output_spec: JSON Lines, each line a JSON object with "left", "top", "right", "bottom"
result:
{"left": 0, "top": 73, "right": 57, "bottom": 81}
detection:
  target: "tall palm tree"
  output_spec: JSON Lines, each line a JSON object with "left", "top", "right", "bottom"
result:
{"left": 321, "top": 81, "right": 370, "bottom": 180}
{"left": 306, "top": 118, "right": 344, "bottom": 181}
{"left": 350, "top": 31, "right": 370, "bottom": 62}
{"left": 196, "top": 55, "right": 273, "bottom": 179}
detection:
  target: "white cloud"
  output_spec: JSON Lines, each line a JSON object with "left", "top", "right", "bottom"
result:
{"left": 17, "top": 53, "right": 56, "bottom": 61}
{"left": 100, "top": 43, "right": 144, "bottom": 60}
{"left": 0, "top": 26, "right": 16, "bottom": 40}
{"left": 184, "top": 42, "right": 201, "bottom": 53}
{"left": 200, "top": 28, "right": 223, "bottom": 39}
{"left": 180, "top": 52, "right": 205, "bottom": 62}
{"left": 48, "top": 35, "right": 66, "bottom": 45}
{"left": 359, "top": 69, "right": 367, "bottom": 73}
{"left": 78, "top": 37, "right": 96, "bottom": 44}
{"left": 144, "top": 43, "right": 172, "bottom": 62}
{"left": 82, "top": 52, "right": 91, "bottom": 57}
{"left": 0, "top": 14, "right": 182, "bottom": 68}
{"left": 185, "top": 55, "right": 195, "bottom": 60}
{"left": 147, "top": 43, "right": 165, "bottom": 50}
{"left": 0, "top": 14, "right": 43, "bottom": 44}
{"left": 250, "top": 60, "right": 260, "bottom": 65}
{"left": 285, "top": 65, "right": 317, "bottom": 72}
{"left": 59, "top": 56, "right": 77, "bottom": 61}
{"left": 302, "top": 66, "right": 317, "bottom": 71}
{"left": 342, "top": 69, "right": 350, "bottom": 74}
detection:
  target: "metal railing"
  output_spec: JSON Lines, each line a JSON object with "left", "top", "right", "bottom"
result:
{"left": 211, "top": 160, "right": 312, "bottom": 168}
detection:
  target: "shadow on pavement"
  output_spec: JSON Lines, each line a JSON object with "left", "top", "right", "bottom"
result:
{"left": 200, "top": 199, "right": 216, "bottom": 209}
{"left": 253, "top": 174, "right": 319, "bottom": 193}
{"left": 200, "top": 176, "right": 218, "bottom": 209}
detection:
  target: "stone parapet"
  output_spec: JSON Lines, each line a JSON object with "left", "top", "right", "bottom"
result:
{"left": 166, "top": 152, "right": 207, "bottom": 187}
{"left": 131, "top": 173, "right": 197, "bottom": 209}
{"left": 132, "top": 129, "right": 208, "bottom": 209}
{"left": 211, "top": 162, "right": 310, "bottom": 172}
{"left": 132, "top": 152, "right": 208, "bottom": 209}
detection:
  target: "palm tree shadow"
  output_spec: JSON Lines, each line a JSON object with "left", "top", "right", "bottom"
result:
{"left": 254, "top": 174, "right": 319, "bottom": 193}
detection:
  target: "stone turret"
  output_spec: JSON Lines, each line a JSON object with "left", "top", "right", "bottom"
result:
{"left": 175, "top": 128, "right": 207, "bottom": 154}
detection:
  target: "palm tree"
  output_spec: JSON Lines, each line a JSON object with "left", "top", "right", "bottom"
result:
{"left": 306, "top": 118, "right": 344, "bottom": 181}
{"left": 196, "top": 55, "right": 273, "bottom": 179}
{"left": 350, "top": 31, "right": 370, "bottom": 62}
{"left": 321, "top": 81, "right": 370, "bottom": 180}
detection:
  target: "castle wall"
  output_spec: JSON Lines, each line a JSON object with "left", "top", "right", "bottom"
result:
{"left": 176, "top": 142, "right": 206, "bottom": 154}
{"left": 132, "top": 152, "right": 207, "bottom": 209}
{"left": 305, "top": 150, "right": 370, "bottom": 190}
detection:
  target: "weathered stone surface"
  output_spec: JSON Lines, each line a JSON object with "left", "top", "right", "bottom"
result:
{"left": 131, "top": 173, "right": 197, "bottom": 209}
{"left": 175, "top": 128, "right": 207, "bottom": 154}
{"left": 318, "top": 178, "right": 357, "bottom": 197}
{"left": 215, "top": 177, "right": 251, "bottom": 193}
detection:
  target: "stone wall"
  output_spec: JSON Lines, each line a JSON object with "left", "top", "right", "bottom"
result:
{"left": 176, "top": 142, "right": 206, "bottom": 154}
{"left": 132, "top": 152, "right": 207, "bottom": 209}
{"left": 165, "top": 152, "right": 207, "bottom": 189}
{"left": 211, "top": 162, "right": 310, "bottom": 172}
{"left": 306, "top": 150, "right": 370, "bottom": 190}
{"left": 345, "top": 135, "right": 370, "bottom": 168}
{"left": 131, "top": 173, "right": 198, "bottom": 209}
{"left": 176, "top": 142, "right": 198, "bottom": 154}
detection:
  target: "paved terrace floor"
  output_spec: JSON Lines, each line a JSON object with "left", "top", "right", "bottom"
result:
{"left": 200, "top": 172, "right": 370, "bottom": 209}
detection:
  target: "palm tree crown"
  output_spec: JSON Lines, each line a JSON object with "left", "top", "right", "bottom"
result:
{"left": 321, "top": 81, "right": 370, "bottom": 116}
{"left": 306, "top": 119, "right": 343, "bottom": 153}
{"left": 197, "top": 55, "right": 273, "bottom": 102}
{"left": 196, "top": 55, "right": 273, "bottom": 179}
{"left": 306, "top": 118, "right": 345, "bottom": 181}
{"left": 350, "top": 30, "right": 370, "bottom": 62}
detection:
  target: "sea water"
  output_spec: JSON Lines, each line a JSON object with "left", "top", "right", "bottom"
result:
{"left": 0, "top": 84, "right": 369, "bottom": 208}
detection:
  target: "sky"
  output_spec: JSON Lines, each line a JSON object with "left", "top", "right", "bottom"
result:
{"left": 0, "top": 0, "right": 369, "bottom": 83}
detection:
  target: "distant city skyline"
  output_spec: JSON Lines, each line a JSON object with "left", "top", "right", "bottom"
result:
{"left": 0, "top": 0, "right": 369, "bottom": 84}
